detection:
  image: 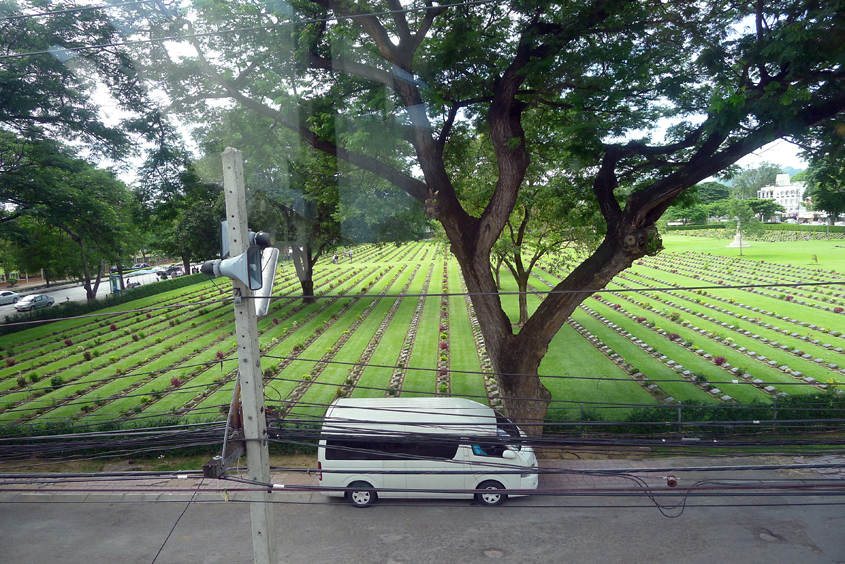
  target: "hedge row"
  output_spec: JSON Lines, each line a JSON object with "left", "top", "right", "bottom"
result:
{"left": 0, "top": 274, "right": 209, "bottom": 337}
{"left": 546, "top": 391, "right": 845, "bottom": 436}
{"left": 0, "top": 418, "right": 319, "bottom": 460}
{"left": 667, "top": 223, "right": 728, "bottom": 231}
{"left": 668, "top": 223, "right": 845, "bottom": 233}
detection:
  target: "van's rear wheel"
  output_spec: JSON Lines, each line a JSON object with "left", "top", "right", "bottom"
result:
{"left": 346, "top": 481, "right": 377, "bottom": 508}
{"left": 475, "top": 480, "right": 507, "bottom": 506}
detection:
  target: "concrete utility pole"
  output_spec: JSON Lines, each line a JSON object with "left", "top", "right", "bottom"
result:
{"left": 221, "top": 147, "right": 278, "bottom": 564}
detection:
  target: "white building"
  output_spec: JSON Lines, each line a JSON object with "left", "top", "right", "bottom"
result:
{"left": 757, "top": 173, "right": 810, "bottom": 219}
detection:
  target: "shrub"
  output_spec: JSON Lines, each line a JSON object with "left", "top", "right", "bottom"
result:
{"left": 216, "top": 350, "right": 224, "bottom": 360}
{"left": 714, "top": 356, "right": 726, "bottom": 366}
{"left": 110, "top": 323, "right": 117, "bottom": 331}
{"left": 171, "top": 377, "right": 182, "bottom": 387}
{"left": 16, "top": 375, "right": 26, "bottom": 388}
{"left": 83, "top": 351, "right": 92, "bottom": 361}
{"left": 439, "top": 342, "right": 449, "bottom": 350}
{"left": 28, "top": 373, "right": 39, "bottom": 383}
{"left": 50, "top": 375, "right": 64, "bottom": 389}
{"left": 64, "top": 339, "right": 73, "bottom": 346}
{"left": 273, "top": 317, "right": 279, "bottom": 325}
{"left": 835, "top": 307, "right": 844, "bottom": 314}
{"left": 5, "top": 358, "right": 15, "bottom": 367}
{"left": 146, "top": 312, "right": 152, "bottom": 318}
{"left": 667, "top": 333, "right": 681, "bottom": 341}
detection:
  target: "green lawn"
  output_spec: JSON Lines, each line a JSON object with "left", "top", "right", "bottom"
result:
{"left": 1, "top": 236, "right": 842, "bottom": 428}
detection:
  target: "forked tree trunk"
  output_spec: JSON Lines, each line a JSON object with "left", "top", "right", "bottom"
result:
{"left": 454, "top": 221, "right": 661, "bottom": 435}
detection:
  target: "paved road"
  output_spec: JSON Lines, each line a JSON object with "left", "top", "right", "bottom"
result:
{"left": 1, "top": 457, "right": 844, "bottom": 564}
{"left": 0, "top": 272, "right": 164, "bottom": 318}
{"left": 1, "top": 489, "right": 842, "bottom": 564}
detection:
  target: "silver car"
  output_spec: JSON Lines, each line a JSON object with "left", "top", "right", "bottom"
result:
{"left": 0, "top": 290, "right": 20, "bottom": 305}
{"left": 14, "top": 294, "right": 55, "bottom": 312}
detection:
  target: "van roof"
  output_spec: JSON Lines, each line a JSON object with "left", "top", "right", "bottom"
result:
{"left": 322, "top": 397, "right": 498, "bottom": 436}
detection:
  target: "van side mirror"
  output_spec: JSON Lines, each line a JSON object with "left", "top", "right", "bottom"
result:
{"left": 503, "top": 450, "right": 516, "bottom": 459}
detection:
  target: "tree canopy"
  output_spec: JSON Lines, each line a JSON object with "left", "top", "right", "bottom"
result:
{"left": 5, "top": 0, "right": 845, "bottom": 431}
{"left": 0, "top": 135, "right": 135, "bottom": 297}
{"left": 801, "top": 128, "right": 845, "bottom": 221}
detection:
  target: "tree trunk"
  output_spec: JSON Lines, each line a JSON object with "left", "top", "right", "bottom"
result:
{"left": 291, "top": 244, "right": 316, "bottom": 304}
{"left": 299, "top": 278, "right": 315, "bottom": 302}
{"left": 494, "top": 255, "right": 503, "bottom": 290}
{"left": 517, "top": 275, "right": 529, "bottom": 326}
{"left": 182, "top": 256, "right": 191, "bottom": 275}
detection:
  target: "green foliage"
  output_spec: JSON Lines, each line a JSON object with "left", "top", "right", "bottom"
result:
{"left": 803, "top": 149, "right": 845, "bottom": 221}
{"left": 721, "top": 163, "right": 781, "bottom": 199}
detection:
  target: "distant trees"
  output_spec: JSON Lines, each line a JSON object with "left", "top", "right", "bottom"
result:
{"left": 745, "top": 198, "right": 786, "bottom": 221}
{"left": 696, "top": 182, "right": 732, "bottom": 205}
{"left": 192, "top": 108, "right": 430, "bottom": 302}
{"left": 134, "top": 147, "right": 223, "bottom": 273}
{"left": 725, "top": 200, "right": 764, "bottom": 256}
{"left": 801, "top": 131, "right": 845, "bottom": 222}
{"left": 725, "top": 163, "right": 782, "bottom": 199}
{"left": 0, "top": 136, "right": 136, "bottom": 298}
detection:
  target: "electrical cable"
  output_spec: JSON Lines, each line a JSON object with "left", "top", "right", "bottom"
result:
{"left": 1, "top": 0, "right": 156, "bottom": 21}
{"left": 150, "top": 477, "right": 203, "bottom": 564}
{"left": 259, "top": 354, "right": 844, "bottom": 388}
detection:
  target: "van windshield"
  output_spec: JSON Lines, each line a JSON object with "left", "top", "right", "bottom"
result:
{"left": 495, "top": 412, "right": 521, "bottom": 450}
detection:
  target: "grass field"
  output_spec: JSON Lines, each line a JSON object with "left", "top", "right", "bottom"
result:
{"left": 0, "top": 235, "right": 842, "bottom": 428}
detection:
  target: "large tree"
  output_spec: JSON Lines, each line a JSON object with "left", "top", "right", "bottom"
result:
{"left": 114, "top": 0, "right": 845, "bottom": 432}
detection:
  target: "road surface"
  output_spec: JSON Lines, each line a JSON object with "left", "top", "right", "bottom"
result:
{"left": 0, "top": 272, "right": 165, "bottom": 319}
{"left": 1, "top": 489, "right": 842, "bottom": 564}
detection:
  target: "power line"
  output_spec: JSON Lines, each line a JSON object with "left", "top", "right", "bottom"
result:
{"left": 1, "top": 0, "right": 155, "bottom": 21}
{"left": 0, "top": 0, "right": 498, "bottom": 60}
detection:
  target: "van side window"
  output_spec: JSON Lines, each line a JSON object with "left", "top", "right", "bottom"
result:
{"left": 324, "top": 438, "right": 459, "bottom": 460}
{"left": 471, "top": 443, "right": 508, "bottom": 458}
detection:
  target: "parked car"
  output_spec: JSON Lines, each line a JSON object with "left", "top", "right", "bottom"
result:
{"left": 132, "top": 263, "right": 151, "bottom": 269}
{"left": 0, "top": 291, "right": 20, "bottom": 305}
{"left": 14, "top": 294, "right": 55, "bottom": 312}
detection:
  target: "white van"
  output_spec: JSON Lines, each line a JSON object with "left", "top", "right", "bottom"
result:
{"left": 318, "top": 397, "right": 539, "bottom": 507}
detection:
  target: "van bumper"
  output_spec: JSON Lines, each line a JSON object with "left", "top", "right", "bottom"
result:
{"left": 520, "top": 472, "right": 539, "bottom": 491}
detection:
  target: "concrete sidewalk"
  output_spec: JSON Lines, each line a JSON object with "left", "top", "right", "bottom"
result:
{"left": 2, "top": 455, "right": 842, "bottom": 504}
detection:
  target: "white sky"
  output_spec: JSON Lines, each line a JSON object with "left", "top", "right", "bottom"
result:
{"left": 735, "top": 138, "right": 806, "bottom": 171}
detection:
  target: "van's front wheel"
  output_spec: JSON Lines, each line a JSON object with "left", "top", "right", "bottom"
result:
{"left": 475, "top": 480, "right": 507, "bottom": 506}
{"left": 346, "top": 481, "right": 377, "bottom": 508}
